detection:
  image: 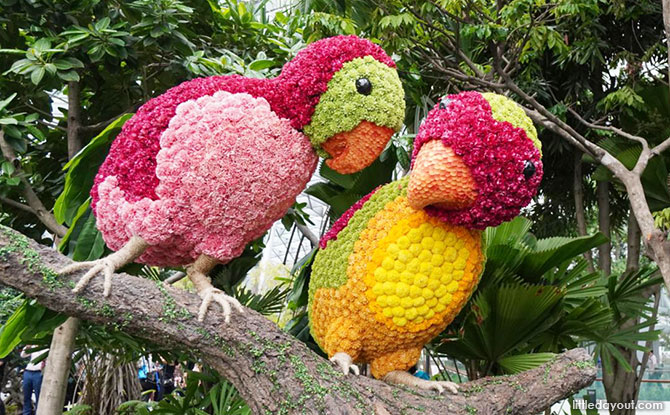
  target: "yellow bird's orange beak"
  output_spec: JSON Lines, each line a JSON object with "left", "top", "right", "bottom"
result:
{"left": 322, "top": 121, "right": 395, "bottom": 174}
{"left": 407, "top": 140, "right": 478, "bottom": 211}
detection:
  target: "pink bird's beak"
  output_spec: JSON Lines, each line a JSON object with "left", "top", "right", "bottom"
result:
{"left": 321, "top": 121, "right": 394, "bottom": 174}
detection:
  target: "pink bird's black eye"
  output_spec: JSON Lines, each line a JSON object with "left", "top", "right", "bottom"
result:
{"left": 523, "top": 160, "right": 536, "bottom": 179}
{"left": 356, "top": 78, "right": 372, "bottom": 95}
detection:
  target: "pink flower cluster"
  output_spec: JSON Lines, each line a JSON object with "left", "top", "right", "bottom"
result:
{"left": 91, "top": 35, "right": 394, "bottom": 210}
{"left": 319, "top": 186, "right": 380, "bottom": 249}
{"left": 412, "top": 91, "right": 543, "bottom": 229}
{"left": 94, "top": 92, "right": 318, "bottom": 266}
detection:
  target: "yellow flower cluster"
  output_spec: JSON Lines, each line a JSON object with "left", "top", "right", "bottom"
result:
{"left": 362, "top": 202, "right": 482, "bottom": 333}
{"left": 482, "top": 92, "right": 542, "bottom": 153}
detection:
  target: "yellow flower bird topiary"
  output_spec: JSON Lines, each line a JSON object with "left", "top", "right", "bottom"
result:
{"left": 309, "top": 91, "right": 544, "bottom": 393}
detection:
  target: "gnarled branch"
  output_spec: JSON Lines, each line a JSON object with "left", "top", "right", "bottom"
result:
{"left": 0, "top": 226, "right": 596, "bottom": 414}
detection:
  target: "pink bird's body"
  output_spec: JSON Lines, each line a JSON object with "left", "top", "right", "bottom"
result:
{"left": 94, "top": 90, "right": 317, "bottom": 266}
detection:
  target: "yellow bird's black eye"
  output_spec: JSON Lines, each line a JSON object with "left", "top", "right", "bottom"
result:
{"left": 523, "top": 160, "right": 536, "bottom": 179}
{"left": 355, "top": 78, "right": 372, "bottom": 95}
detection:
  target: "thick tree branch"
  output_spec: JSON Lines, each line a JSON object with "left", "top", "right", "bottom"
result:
{"left": 0, "top": 226, "right": 597, "bottom": 415}
{"left": 0, "top": 196, "right": 35, "bottom": 214}
{"left": 79, "top": 111, "right": 133, "bottom": 135}
{"left": 0, "top": 132, "right": 67, "bottom": 237}
{"left": 651, "top": 135, "right": 670, "bottom": 158}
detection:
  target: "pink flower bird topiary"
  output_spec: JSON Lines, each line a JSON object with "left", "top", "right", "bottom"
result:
{"left": 61, "top": 35, "right": 406, "bottom": 322}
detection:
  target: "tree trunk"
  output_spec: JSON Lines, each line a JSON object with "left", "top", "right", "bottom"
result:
{"left": 66, "top": 81, "right": 82, "bottom": 160}
{"left": 602, "top": 192, "right": 657, "bottom": 415}
{"left": 36, "top": 318, "right": 79, "bottom": 415}
{"left": 574, "top": 151, "right": 595, "bottom": 272}
{"left": 597, "top": 180, "right": 612, "bottom": 275}
{"left": 602, "top": 321, "right": 639, "bottom": 415}
{"left": 0, "top": 226, "right": 597, "bottom": 415}
{"left": 621, "top": 175, "right": 670, "bottom": 297}
{"left": 37, "top": 80, "right": 84, "bottom": 414}
{"left": 626, "top": 212, "right": 641, "bottom": 272}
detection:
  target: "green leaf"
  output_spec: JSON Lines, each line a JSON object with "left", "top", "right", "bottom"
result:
{"left": 0, "top": 118, "right": 18, "bottom": 125}
{"left": 72, "top": 212, "right": 105, "bottom": 261}
{"left": 53, "top": 57, "right": 84, "bottom": 70}
{"left": 497, "top": 352, "right": 557, "bottom": 374}
{"left": 32, "top": 38, "right": 51, "bottom": 52}
{"left": 248, "top": 59, "right": 275, "bottom": 70}
{"left": 1, "top": 161, "right": 15, "bottom": 176}
{"left": 95, "top": 17, "right": 111, "bottom": 31}
{"left": 519, "top": 233, "right": 608, "bottom": 281}
{"left": 58, "top": 199, "right": 91, "bottom": 254}
{"left": 288, "top": 249, "right": 316, "bottom": 309}
{"left": 57, "top": 70, "right": 80, "bottom": 82}
{"left": 0, "top": 93, "right": 17, "bottom": 113}
{"left": 395, "top": 145, "right": 410, "bottom": 169}
{"left": 25, "top": 125, "right": 46, "bottom": 141}
{"left": 0, "top": 300, "right": 28, "bottom": 357}
{"left": 30, "top": 66, "right": 46, "bottom": 85}
{"left": 439, "top": 283, "right": 564, "bottom": 362}
{"left": 6, "top": 177, "right": 20, "bottom": 186}
{"left": 54, "top": 113, "right": 132, "bottom": 225}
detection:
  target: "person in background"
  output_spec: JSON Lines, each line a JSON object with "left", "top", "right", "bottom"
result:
{"left": 648, "top": 351, "right": 662, "bottom": 387}
{"left": 162, "top": 360, "right": 177, "bottom": 398}
{"left": 0, "top": 357, "right": 6, "bottom": 415}
{"left": 138, "top": 358, "right": 153, "bottom": 402}
{"left": 408, "top": 365, "right": 431, "bottom": 380}
{"left": 20, "top": 346, "right": 47, "bottom": 415}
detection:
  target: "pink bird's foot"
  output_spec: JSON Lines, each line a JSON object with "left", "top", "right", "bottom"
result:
{"left": 383, "top": 370, "right": 459, "bottom": 395}
{"left": 59, "top": 236, "right": 148, "bottom": 297}
{"left": 196, "top": 287, "right": 244, "bottom": 323}
{"left": 187, "top": 254, "right": 244, "bottom": 323}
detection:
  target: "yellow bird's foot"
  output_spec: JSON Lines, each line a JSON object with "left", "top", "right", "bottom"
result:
{"left": 59, "top": 236, "right": 148, "bottom": 297}
{"left": 330, "top": 352, "right": 360, "bottom": 375}
{"left": 383, "top": 370, "right": 459, "bottom": 394}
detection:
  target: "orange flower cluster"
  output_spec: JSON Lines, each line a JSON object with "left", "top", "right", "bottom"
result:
{"left": 407, "top": 140, "right": 477, "bottom": 211}
{"left": 322, "top": 121, "right": 396, "bottom": 174}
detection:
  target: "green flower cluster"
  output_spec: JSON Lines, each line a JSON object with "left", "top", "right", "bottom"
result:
{"left": 482, "top": 92, "right": 542, "bottom": 154}
{"left": 304, "top": 56, "right": 406, "bottom": 156}
{"left": 308, "top": 177, "right": 410, "bottom": 311}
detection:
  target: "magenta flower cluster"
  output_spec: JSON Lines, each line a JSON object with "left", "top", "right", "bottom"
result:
{"left": 94, "top": 92, "right": 317, "bottom": 266}
{"left": 411, "top": 91, "right": 543, "bottom": 229}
